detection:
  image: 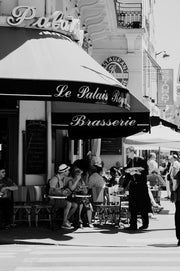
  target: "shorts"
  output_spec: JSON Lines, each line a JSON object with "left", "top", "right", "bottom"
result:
{"left": 49, "top": 198, "right": 68, "bottom": 208}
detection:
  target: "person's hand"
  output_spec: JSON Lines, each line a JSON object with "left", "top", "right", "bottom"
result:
{"left": 0, "top": 187, "right": 8, "bottom": 193}
{"left": 130, "top": 170, "right": 141, "bottom": 175}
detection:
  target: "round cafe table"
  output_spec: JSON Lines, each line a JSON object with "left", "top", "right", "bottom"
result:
{"left": 48, "top": 195, "right": 67, "bottom": 200}
{"left": 74, "top": 194, "right": 91, "bottom": 198}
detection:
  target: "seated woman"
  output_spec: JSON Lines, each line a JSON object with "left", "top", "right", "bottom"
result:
{"left": 68, "top": 166, "right": 93, "bottom": 228}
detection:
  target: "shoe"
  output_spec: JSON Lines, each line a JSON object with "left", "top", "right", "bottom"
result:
{"left": 78, "top": 220, "right": 83, "bottom": 228}
{"left": 125, "top": 226, "right": 137, "bottom": 231}
{"left": 149, "top": 213, "right": 157, "bottom": 219}
{"left": 177, "top": 240, "right": 180, "bottom": 246}
{"left": 61, "top": 223, "right": 74, "bottom": 229}
{"left": 67, "top": 220, "right": 72, "bottom": 226}
{"left": 139, "top": 225, "right": 148, "bottom": 230}
{"left": 88, "top": 223, "right": 94, "bottom": 228}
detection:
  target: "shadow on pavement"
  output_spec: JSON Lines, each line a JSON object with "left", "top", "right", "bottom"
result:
{"left": 0, "top": 225, "right": 74, "bottom": 245}
{"left": 148, "top": 243, "right": 178, "bottom": 248}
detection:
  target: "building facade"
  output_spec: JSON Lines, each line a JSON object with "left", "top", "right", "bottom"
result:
{"left": 0, "top": 0, "right": 155, "bottom": 185}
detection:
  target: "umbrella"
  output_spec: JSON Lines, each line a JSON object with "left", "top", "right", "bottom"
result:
{"left": 124, "top": 124, "right": 180, "bottom": 151}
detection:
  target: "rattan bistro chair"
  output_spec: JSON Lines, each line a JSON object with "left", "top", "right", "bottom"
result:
{"left": 12, "top": 186, "right": 32, "bottom": 227}
{"left": 91, "top": 186, "right": 121, "bottom": 225}
{"left": 28, "top": 186, "right": 52, "bottom": 227}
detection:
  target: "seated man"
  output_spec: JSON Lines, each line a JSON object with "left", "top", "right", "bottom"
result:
{"left": 0, "top": 165, "right": 18, "bottom": 229}
{"left": 49, "top": 164, "right": 78, "bottom": 229}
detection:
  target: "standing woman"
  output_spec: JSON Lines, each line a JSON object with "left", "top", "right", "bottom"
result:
{"left": 123, "top": 146, "right": 151, "bottom": 230}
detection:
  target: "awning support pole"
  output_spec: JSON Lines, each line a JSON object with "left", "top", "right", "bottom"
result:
{"left": 47, "top": 101, "right": 52, "bottom": 179}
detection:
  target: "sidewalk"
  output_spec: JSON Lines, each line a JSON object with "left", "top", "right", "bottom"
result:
{"left": 0, "top": 192, "right": 177, "bottom": 248}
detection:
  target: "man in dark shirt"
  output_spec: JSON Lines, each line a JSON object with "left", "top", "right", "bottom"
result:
{"left": 123, "top": 146, "right": 151, "bottom": 230}
{"left": 0, "top": 165, "right": 17, "bottom": 228}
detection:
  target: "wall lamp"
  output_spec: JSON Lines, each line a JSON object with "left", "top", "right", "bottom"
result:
{"left": 155, "top": 50, "right": 170, "bottom": 58}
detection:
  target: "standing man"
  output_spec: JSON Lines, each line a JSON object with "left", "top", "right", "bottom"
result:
{"left": 123, "top": 146, "right": 151, "bottom": 230}
{"left": 0, "top": 164, "right": 18, "bottom": 229}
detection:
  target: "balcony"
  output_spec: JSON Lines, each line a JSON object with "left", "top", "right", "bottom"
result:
{"left": 114, "top": 1, "right": 142, "bottom": 29}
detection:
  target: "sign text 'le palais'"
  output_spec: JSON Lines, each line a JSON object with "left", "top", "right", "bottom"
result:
{"left": 54, "top": 84, "right": 130, "bottom": 109}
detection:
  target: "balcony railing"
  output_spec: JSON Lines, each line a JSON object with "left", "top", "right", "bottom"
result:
{"left": 114, "top": 1, "right": 142, "bottom": 29}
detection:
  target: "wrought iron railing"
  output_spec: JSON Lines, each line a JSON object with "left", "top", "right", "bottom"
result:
{"left": 114, "top": 1, "right": 142, "bottom": 29}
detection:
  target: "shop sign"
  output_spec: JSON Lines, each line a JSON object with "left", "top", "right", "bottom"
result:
{"left": 102, "top": 56, "right": 129, "bottom": 87}
{"left": 157, "top": 69, "right": 174, "bottom": 106}
{"left": 69, "top": 114, "right": 136, "bottom": 128}
{"left": 0, "top": 78, "right": 130, "bottom": 109}
{"left": 7, "top": 6, "right": 81, "bottom": 40}
{"left": 176, "top": 85, "right": 180, "bottom": 96}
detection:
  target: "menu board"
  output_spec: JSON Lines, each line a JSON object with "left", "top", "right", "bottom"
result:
{"left": 101, "top": 138, "right": 122, "bottom": 154}
{"left": 26, "top": 120, "right": 47, "bottom": 174}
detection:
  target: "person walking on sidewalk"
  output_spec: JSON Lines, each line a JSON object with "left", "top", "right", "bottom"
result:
{"left": 123, "top": 146, "right": 151, "bottom": 230}
{"left": 169, "top": 161, "right": 180, "bottom": 246}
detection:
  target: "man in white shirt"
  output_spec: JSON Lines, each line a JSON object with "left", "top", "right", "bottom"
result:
{"left": 49, "top": 164, "right": 78, "bottom": 229}
{"left": 170, "top": 154, "right": 180, "bottom": 191}
{"left": 147, "top": 153, "right": 159, "bottom": 174}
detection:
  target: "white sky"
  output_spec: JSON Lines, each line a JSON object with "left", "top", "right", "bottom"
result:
{"left": 154, "top": 0, "right": 180, "bottom": 87}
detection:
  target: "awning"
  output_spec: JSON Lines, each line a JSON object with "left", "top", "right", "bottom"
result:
{"left": 150, "top": 116, "right": 178, "bottom": 131}
{"left": 0, "top": 26, "right": 128, "bottom": 106}
{"left": 0, "top": 26, "right": 150, "bottom": 138}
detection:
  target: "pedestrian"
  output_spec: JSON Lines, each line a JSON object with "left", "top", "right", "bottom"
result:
{"left": 123, "top": 146, "right": 151, "bottom": 230}
{"left": 162, "top": 155, "right": 172, "bottom": 199}
{"left": 0, "top": 164, "right": 18, "bottom": 229}
{"left": 169, "top": 154, "right": 180, "bottom": 193}
{"left": 49, "top": 164, "right": 78, "bottom": 229}
{"left": 170, "top": 169, "right": 180, "bottom": 246}
{"left": 147, "top": 152, "right": 159, "bottom": 174}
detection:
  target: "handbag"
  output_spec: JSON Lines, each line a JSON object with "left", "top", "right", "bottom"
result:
{"left": 170, "top": 191, "right": 177, "bottom": 203}
{"left": 167, "top": 173, "right": 172, "bottom": 181}
{"left": 174, "top": 170, "right": 180, "bottom": 181}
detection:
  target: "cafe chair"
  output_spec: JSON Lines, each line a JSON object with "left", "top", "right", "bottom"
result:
{"left": 119, "top": 194, "right": 129, "bottom": 225}
{"left": 28, "top": 186, "right": 52, "bottom": 227}
{"left": 91, "top": 187, "right": 121, "bottom": 225}
{"left": 12, "top": 186, "right": 33, "bottom": 227}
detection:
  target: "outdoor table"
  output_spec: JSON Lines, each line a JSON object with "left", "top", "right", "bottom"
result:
{"left": 73, "top": 194, "right": 91, "bottom": 198}
{"left": 48, "top": 195, "right": 67, "bottom": 200}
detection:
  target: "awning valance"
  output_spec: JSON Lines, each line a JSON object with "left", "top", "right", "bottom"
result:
{"left": 52, "top": 99, "right": 150, "bottom": 139}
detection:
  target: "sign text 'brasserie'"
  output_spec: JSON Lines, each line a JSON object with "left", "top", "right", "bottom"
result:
{"left": 70, "top": 115, "right": 136, "bottom": 127}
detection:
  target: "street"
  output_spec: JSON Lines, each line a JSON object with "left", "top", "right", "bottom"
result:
{"left": 0, "top": 194, "right": 180, "bottom": 271}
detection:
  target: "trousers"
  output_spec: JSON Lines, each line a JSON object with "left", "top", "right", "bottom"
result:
{"left": 130, "top": 209, "right": 149, "bottom": 229}
{"left": 175, "top": 201, "right": 180, "bottom": 240}
{"left": 0, "top": 198, "right": 13, "bottom": 225}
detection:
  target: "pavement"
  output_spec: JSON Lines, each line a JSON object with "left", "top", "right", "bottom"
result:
{"left": 0, "top": 191, "right": 177, "bottom": 248}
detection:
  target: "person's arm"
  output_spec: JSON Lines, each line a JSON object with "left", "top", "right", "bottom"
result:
{"left": 0, "top": 180, "right": 18, "bottom": 193}
{"left": 49, "top": 176, "right": 66, "bottom": 196}
{"left": 68, "top": 174, "right": 82, "bottom": 192}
